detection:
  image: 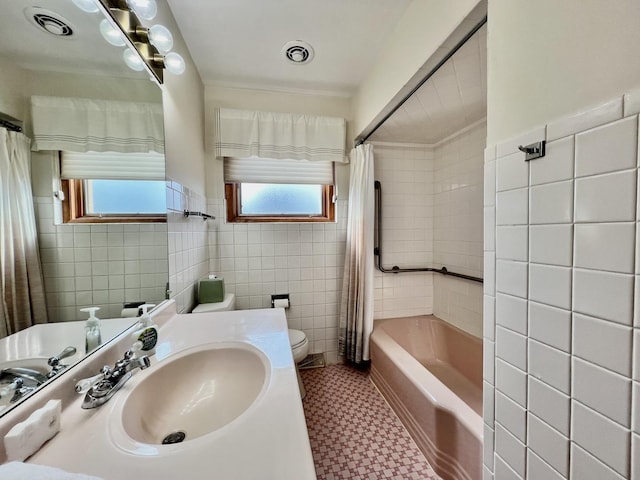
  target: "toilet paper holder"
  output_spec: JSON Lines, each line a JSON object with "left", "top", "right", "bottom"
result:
{"left": 271, "top": 294, "right": 290, "bottom": 309}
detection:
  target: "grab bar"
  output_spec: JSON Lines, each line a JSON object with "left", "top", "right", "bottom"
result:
{"left": 374, "top": 180, "right": 483, "bottom": 284}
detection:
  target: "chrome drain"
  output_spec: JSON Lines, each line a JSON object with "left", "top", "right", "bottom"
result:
{"left": 162, "top": 431, "right": 186, "bottom": 444}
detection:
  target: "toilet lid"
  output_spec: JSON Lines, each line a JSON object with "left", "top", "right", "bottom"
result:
{"left": 288, "top": 329, "right": 307, "bottom": 349}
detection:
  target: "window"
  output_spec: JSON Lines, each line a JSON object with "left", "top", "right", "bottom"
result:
{"left": 224, "top": 157, "right": 335, "bottom": 223}
{"left": 61, "top": 151, "right": 166, "bottom": 223}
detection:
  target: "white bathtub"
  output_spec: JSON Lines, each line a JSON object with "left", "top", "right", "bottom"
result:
{"left": 370, "top": 315, "right": 483, "bottom": 480}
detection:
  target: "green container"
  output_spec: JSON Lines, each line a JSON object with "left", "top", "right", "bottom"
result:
{"left": 198, "top": 276, "right": 225, "bottom": 304}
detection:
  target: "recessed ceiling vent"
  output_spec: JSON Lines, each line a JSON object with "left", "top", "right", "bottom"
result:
{"left": 25, "top": 7, "right": 74, "bottom": 37}
{"left": 282, "top": 41, "right": 314, "bottom": 65}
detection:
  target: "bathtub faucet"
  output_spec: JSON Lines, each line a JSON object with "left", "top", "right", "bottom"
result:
{"left": 76, "top": 344, "right": 151, "bottom": 409}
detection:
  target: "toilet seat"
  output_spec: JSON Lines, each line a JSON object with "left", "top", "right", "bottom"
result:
{"left": 288, "top": 329, "right": 309, "bottom": 364}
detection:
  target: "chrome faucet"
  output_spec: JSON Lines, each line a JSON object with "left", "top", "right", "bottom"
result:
{"left": 76, "top": 345, "right": 151, "bottom": 409}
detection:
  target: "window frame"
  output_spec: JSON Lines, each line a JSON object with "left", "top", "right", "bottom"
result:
{"left": 61, "top": 179, "right": 166, "bottom": 224}
{"left": 224, "top": 183, "right": 335, "bottom": 223}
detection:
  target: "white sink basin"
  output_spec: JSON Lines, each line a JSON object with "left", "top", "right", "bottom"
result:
{"left": 120, "top": 344, "right": 269, "bottom": 445}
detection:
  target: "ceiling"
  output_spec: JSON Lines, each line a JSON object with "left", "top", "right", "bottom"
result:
{"left": 369, "top": 24, "right": 487, "bottom": 144}
{"left": 165, "top": 0, "right": 412, "bottom": 96}
{"left": 0, "top": 0, "right": 137, "bottom": 78}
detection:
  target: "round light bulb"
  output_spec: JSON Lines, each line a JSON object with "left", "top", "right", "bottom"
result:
{"left": 126, "top": 0, "right": 157, "bottom": 21}
{"left": 164, "top": 52, "right": 185, "bottom": 75}
{"left": 148, "top": 24, "right": 173, "bottom": 54}
{"left": 72, "top": 0, "right": 99, "bottom": 13}
{"left": 99, "top": 19, "right": 126, "bottom": 47}
{"left": 123, "top": 48, "right": 145, "bottom": 71}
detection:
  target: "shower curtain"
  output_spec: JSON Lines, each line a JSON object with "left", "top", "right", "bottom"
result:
{"left": 339, "top": 143, "right": 374, "bottom": 364}
{"left": 0, "top": 128, "right": 48, "bottom": 337}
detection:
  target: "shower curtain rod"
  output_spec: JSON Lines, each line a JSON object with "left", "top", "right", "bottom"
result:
{"left": 0, "top": 119, "right": 22, "bottom": 133}
{"left": 355, "top": 16, "right": 487, "bottom": 146}
{"left": 374, "top": 181, "right": 483, "bottom": 283}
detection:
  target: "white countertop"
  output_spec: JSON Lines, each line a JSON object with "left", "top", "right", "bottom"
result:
{"left": 26, "top": 307, "right": 317, "bottom": 480}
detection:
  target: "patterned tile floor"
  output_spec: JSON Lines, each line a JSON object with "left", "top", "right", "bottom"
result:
{"left": 301, "top": 365, "right": 441, "bottom": 480}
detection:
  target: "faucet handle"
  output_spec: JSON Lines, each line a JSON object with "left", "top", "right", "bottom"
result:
{"left": 75, "top": 369, "right": 109, "bottom": 394}
{"left": 48, "top": 346, "right": 77, "bottom": 367}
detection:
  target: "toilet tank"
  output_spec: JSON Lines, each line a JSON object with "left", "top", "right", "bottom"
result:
{"left": 191, "top": 293, "right": 236, "bottom": 313}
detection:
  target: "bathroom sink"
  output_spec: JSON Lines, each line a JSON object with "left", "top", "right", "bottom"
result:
{"left": 120, "top": 344, "right": 269, "bottom": 445}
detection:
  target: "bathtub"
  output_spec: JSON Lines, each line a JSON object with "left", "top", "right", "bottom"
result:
{"left": 370, "top": 315, "right": 483, "bottom": 480}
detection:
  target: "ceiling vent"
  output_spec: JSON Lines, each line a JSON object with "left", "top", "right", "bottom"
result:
{"left": 281, "top": 41, "right": 314, "bottom": 65}
{"left": 25, "top": 7, "right": 74, "bottom": 37}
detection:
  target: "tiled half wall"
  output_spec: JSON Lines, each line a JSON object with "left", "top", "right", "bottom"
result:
{"left": 483, "top": 89, "right": 640, "bottom": 479}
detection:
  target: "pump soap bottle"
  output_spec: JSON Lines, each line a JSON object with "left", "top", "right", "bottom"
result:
{"left": 131, "top": 304, "right": 158, "bottom": 356}
{"left": 81, "top": 307, "right": 102, "bottom": 354}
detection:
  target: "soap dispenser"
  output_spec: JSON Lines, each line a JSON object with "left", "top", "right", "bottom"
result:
{"left": 131, "top": 304, "right": 158, "bottom": 356}
{"left": 81, "top": 307, "right": 102, "bottom": 354}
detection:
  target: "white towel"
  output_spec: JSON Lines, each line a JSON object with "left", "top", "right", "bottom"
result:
{"left": 0, "top": 461, "right": 103, "bottom": 479}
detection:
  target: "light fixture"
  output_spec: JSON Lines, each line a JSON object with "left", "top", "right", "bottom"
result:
{"left": 79, "top": 0, "right": 186, "bottom": 84}
{"left": 72, "top": 0, "right": 99, "bottom": 14}
{"left": 123, "top": 48, "right": 145, "bottom": 71}
{"left": 126, "top": 0, "right": 157, "bottom": 21}
{"left": 99, "top": 18, "right": 126, "bottom": 46}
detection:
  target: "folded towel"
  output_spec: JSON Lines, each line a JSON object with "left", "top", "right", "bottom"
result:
{"left": 0, "top": 461, "right": 103, "bottom": 479}
{"left": 4, "top": 400, "right": 61, "bottom": 462}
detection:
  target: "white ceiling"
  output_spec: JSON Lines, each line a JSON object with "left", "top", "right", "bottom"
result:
{"left": 0, "top": 0, "right": 139, "bottom": 78}
{"left": 369, "top": 24, "right": 487, "bottom": 144}
{"left": 165, "top": 0, "right": 412, "bottom": 96}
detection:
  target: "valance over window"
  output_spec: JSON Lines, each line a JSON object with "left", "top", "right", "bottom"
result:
{"left": 30, "top": 96, "right": 164, "bottom": 154}
{"left": 214, "top": 108, "right": 347, "bottom": 163}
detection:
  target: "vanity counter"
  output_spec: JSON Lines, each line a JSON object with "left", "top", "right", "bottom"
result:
{"left": 25, "top": 307, "right": 317, "bottom": 479}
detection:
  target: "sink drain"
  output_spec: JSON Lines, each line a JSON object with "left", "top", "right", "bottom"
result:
{"left": 162, "top": 431, "right": 186, "bottom": 444}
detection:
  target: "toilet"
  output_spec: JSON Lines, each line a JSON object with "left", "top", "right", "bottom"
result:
{"left": 191, "top": 293, "right": 309, "bottom": 398}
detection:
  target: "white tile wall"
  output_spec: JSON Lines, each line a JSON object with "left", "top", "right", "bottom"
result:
{"left": 485, "top": 89, "right": 640, "bottom": 479}
{"left": 372, "top": 144, "right": 434, "bottom": 322}
{"left": 34, "top": 196, "right": 167, "bottom": 321}
{"left": 166, "top": 179, "right": 209, "bottom": 314}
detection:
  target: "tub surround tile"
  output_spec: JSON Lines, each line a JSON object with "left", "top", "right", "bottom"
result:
{"left": 495, "top": 423, "right": 526, "bottom": 478}
{"left": 484, "top": 424, "right": 495, "bottom": 470}
{"left": 496, "top": 260, "right": 528, "bottom": 299}
{"left": 484, "top": 295, "right": 496, "bottom": 341}
{"left": 527, "top": 450, "right": 566, "bottom": 480}
{"left": 484, "top": 252, "right": 496, "bottom": 297}
{"left": 484, "top": 340, "right": 496, "bottom": 385}
{"left": 496, "top": 293, "right": 528, "bottom": 335}
{"left": 529, "top": 180, "right": 574, "bottom": 224}
{"left": 484, "top": 381, "right": 496, "bottom": 426}
{"left": 528, "top": 339, "right": 570, "bottom": 395}
{"left": 483, "top": 466, "right": 494, "bottom": 480}
{"left": 572, "top": 269, "right": 633, "bottom": 325}
{"left": 528, "top": 377, "right": 570, "bottom": 437}
{"left": 574, "top": 223, "right": 635, "bottom": 274}
{"left": 497, "top": 152, "right": 529, "bottom": 192}
{"left": 484, "top": 160, "right": 496, "bottom": 207}
{"left": 485, "top": 207, "right": 496, "bottom": 252}
{"left": 496, "top": 226, "right": 528, "bottom": 262}
{"left": 572, "top": 401, "right": 630, "bottom": 477}
{"left": 571, "top": 443, "right": 627, "bottom": 480}
{"left": 496, "top": 327, "right": 527, "bottom": 372}
{"left": 573, "top": 313, "right": 632, "bottom": 376}
{"left": 496, "top": 391, "right": 527, "bottom": 443}
{"left": 496, "top": 359, "right": 527, "bottom": 408}
{"left": 496, "top": 188, "right": 528, "bottom": 226}
{"left": 623, "top": 88, "right": 640, "bottom": 117}
{"left": 529, "top": 264, "right": 571, "bottom": 310}
{"left": 572, "top": 357, "right": 631, "bottom": 427}
{"left": 546, "top": 97, "right": 623, "bottom": 142}
{"left": 574, "top": 170, "right": 637, "bottom": 223}
{"left": 635, "top": 330, "right": 640, "bottom": 379}
{"left": 527, "top": 413, "right": 569, "bottom": 477}
{"left": 575, "top": 116, "right": 638, "bottom": 177}
{"left": 633, "top": 381, "right": 639, "bottom": 433}
{"left": 529, "top": 224, "right": 573, "bottom": 267}
{"left": 494, "top": 454, "right": 523, "bottom": 480}
{"left": 633, "top": 434, "right": 640, "bottom": 480}
{"left": 528, "top": 302, "right": 571, "bottom": 352}
{"left": 530, "top": 136, "right": 575, "bottom": 186}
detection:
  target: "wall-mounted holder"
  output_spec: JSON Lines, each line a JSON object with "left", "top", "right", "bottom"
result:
{"left": 271, "top": 294, "right": 290, "bottom": 309}
{"left": 183, "top": 210, "right": 215, "bottom": 221}
{"left": 518, "top": 140, "right": 546, "bottom": 161}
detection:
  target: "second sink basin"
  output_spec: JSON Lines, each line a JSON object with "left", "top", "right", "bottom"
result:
{"left": 120, "top": 344, "right": 269, "bottom": 445}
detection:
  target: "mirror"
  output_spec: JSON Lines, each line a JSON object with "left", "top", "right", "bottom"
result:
{"left": 0, "top": 0, "right": 167, "bottom": 413}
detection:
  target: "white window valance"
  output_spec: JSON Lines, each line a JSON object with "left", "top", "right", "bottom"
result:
{"left": 61, "top": 151, "right": 165, "bottom": 181}
{"left": 30, "top": 96, "right": 164, "bottom": 154}
{"left": 214, "top": 108, "right": 347, "bottom": 163}
{"left": 224, "top": 157, "right": 333, "bottom": 185}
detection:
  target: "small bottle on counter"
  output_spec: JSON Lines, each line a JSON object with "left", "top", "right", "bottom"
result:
{"left": 131, "top": 304, "right": 158, "bottom": 356}
{"left": 80, "top": 307, "right": 102, "bottom": 354}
